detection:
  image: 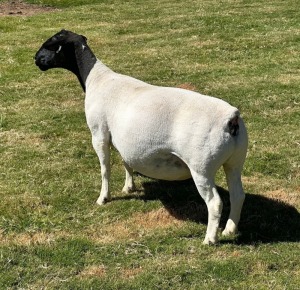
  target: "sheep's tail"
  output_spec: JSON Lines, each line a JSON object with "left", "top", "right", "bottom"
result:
{"left": 228, "top": 110, "right": 240, "bottom": 137}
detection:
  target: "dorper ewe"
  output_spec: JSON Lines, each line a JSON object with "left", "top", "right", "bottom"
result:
{"left": 35, "top": 30, "right": 248, "bottom": 244}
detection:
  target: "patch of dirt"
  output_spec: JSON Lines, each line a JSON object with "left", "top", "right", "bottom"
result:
{"left": 120, "top": 266, "right": 143, "bottom": 280}
{"left": 0, "top": 0, "right": 58, "bottom": 17}
{"left": 177, "top": 83, "right": 197, "bottom": 91}
{"left": 79, "top": 265, "right": 107, "bottom": 278}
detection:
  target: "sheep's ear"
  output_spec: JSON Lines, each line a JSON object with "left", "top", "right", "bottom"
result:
{"left": 81, "top": 35, "right": 87, "bottom": 43}
{"left": 59, "top": 29, "right": 67, "bottom": 35}
{"left": 56, "top": 29, "right": 68, "bottom": 40}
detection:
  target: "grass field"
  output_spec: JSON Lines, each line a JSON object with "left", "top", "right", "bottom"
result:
{"left": 0, "top": 0, "right": 299, "bottom": 289}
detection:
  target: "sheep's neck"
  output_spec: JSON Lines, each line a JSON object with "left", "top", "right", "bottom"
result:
{"left": 71, "top": 43, "right": 97, "bottom": 92}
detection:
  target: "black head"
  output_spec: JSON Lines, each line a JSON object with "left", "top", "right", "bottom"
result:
{"left": 35, "top": 29, "right": 97, "bottom": 91}
{"left": 34, "top": 29, "right": 87, "bottom": 71}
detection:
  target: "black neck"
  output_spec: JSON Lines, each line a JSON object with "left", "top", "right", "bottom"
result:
{"left": 67, "top": 42, "right": 97, "bottom": 92}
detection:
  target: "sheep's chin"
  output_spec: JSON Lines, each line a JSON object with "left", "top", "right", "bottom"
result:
{"left": 38, "top": 65, "right": 50, "bottom": 71}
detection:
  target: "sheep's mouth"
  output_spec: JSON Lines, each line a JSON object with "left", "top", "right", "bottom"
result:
{"left": 37, "top": 65, "right": 49, "bottom": 71}
{"left": 35, "top": 61, "right": 49, "bottom": 71}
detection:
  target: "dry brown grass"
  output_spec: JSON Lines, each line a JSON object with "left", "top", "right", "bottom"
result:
{"left": 86, "top": 208, "right": 185, "bottom": 244}
{"left": 0, "top": 129, "right": 46, "bottom": 149}
{"left": 0, "top": 207, "right": 185, "bottom": 247}
{"left": 211, "top": 249, "right": 243, "bottom": 261}
{"left": 265, "top": 189, "right": 299, "bottom": 206}
{"left": 79, "top": 265, "right": 107, "bottom": 278}
{"left": 120, "top": 266, "right": 143, "bottom": 280}
{"left": 78, "top": 264, "right": 143, "bottom": 280}
{"left": 243, "top": 175, "right": 300, "bottom": 207}
{"left": 277, "top": 74, "right": 300, "bottom": 85}
{"left": 0, "top": 230, "right": 70, "bottom": 246}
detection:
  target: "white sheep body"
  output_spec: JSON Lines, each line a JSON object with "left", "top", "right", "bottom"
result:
{"left": 86, "top": 61, "right": 242, "bottom": 182}
{"left": 86, "top": 61, "right": 248, "bottom": 244}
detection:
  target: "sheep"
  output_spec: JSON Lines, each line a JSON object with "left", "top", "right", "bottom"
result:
{"left": 35, "top": 29, "right": 248, "bottom": 244}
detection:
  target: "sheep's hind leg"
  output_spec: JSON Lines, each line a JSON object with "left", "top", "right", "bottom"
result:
{"left": 190, "top": 170, "right": 223, "bottom": 245}
{"left": 222, "top": 165, "right": 245, "bottom": 236}
{"left": 122, "top": 161, "right": 136, "bottom": 193}
{"left": 92, "top": 136, "right": 111, "bottom": 205}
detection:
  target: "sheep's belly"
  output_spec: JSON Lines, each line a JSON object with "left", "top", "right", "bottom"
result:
{"left": 129, "top": 153, "right": 192, "bottom": 181}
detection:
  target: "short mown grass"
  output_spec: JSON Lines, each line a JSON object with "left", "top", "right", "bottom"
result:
{"left": 0, "top": 0, "right": 299, "bottom": 289}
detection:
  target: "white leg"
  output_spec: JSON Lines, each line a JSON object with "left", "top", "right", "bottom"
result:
{"left": 122, "top": 161, "right": 136, "bottom": 193}
{"left": 190, "top": 170, "right": 223, "bottom": 245}
{"left": 222, "top": 165, "right": 245, "bottom": 236}
{"left": 92, "top": 136, "right": 111, "bottom": 205}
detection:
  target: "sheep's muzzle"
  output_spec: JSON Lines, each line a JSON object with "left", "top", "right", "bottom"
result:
{"left": 34, "top": 48, "right": 56, "bottom": 71}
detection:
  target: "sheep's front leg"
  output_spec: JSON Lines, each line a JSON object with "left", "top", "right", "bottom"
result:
{"left": 122, "top": 161, "right": 136, "bottom": 193}
{"left": 191, "top": 170, "right": 222, "bottom": 245}
{"left": 92, "top": 136, "right": 111, "bottom": 205}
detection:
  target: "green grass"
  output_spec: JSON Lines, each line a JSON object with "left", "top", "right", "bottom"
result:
{"left": 0, "top": 0, "right": 299, "bottom": 289}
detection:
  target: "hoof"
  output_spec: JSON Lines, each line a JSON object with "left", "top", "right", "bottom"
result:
{"left": 96, "top": 197, "right": 110, "bottom": 205}
{"left": 222, "top": 228, "right": 237, "bottom": 236}
{"left": 222, "top": 220, "right": 238, "bottom": 236}
{"left": 122, "top": 186, "right": 136, "bottom": 194}
{"left": 222, "top": 229, "right": 231, "bottom": 236}
{"left": 203, "top": 237, "right": 218, "bottom": 245}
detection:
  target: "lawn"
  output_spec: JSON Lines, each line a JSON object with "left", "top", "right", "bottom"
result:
{"left": 0, "top": 0, "right": 299, "bottom": 289}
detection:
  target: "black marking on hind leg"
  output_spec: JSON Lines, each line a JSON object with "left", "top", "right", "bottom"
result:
{"left": 228, "top": 116, "right": 239, "bottom": 136}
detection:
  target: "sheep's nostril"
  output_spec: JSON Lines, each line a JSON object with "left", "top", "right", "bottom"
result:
{"left": 35, "top": 57, "right": 42, "bottom": 65}
{"left": 36, "top": 55, "right": 47, "bottom": 65}
{"left": 35, "top": 55, "right": 50, "bottom": 71}
{"left": 35, "top": 50, "right": 46, "bottom": 62}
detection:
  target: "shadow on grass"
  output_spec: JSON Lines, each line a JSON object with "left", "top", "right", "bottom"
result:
{"left": 114, "top": 178, "right": 300, "bottom": 244}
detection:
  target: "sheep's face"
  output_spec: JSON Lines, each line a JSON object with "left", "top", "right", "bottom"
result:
{"left": 35, "top": 29, "right": 87, "bottom": 71}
